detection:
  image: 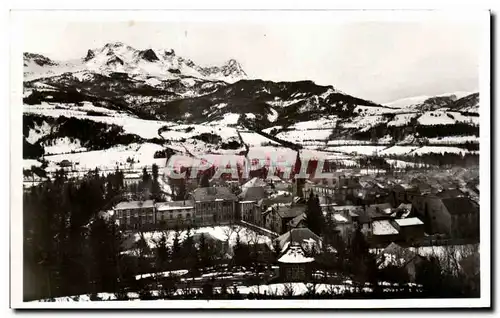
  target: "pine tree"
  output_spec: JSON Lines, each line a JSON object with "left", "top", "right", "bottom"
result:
{"left": 304, "top": 193, "right": 324, "bottom": 236}
{"left": 151, "top": 164, "right": 161, "bottom": 200}
{"left": 155, "top": 232, "right": 170, "bottom": 272}
{"left": 172, "top": 227, "right": 181, "bottom": 259}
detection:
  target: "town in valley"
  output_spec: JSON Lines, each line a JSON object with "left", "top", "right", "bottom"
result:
{"left": 22, "top": 37, "right": 482, "bottom": 302}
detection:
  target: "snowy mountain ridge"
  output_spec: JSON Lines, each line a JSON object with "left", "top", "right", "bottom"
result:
{"left": 24, "top": 42, "right": 248, "bottom": 83}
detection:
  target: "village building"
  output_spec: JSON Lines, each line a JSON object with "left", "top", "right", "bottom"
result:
{"left": 369, "top": 219, "right": 400, "bottom": 245}
{"left": 155, "top": 200, "right": 195, "bottom": 229}
{"left": 123, "top": 173, "right": 142, "bottom": 187}
{"left": 390, "top": 183, "right": 419, "bottom": 207}
{"left": 391, "top": 217, "right": 425, "bottom": 243}
{"left": 238, "top": 186, "right": 267, "bottom": 226}
{"left": 412, "top": 195, "right": 479, "bottom": 240}
{"left": 337, "top": 175, "right": 363, "bottom": 203}
{"left": 190, "top": 187, "right": 238, "bottom": 226}
{"left": 264, "top": 204, "right": 305, "bottom": 234}
{"left": 114, "top": 200, "right": 155, "bottom": 230}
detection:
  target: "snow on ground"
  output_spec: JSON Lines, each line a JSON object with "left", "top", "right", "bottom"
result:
{"left": 386, "top": 159, "right": 427, "bottom": 169}
{"left": 276, "top": 129, "right": 332, "bottom": 143}
{"left": 267, "top": 108, "right": 278, "bottom": 122}
{"left": 247, "top": 146, "right": 297, "bottom": 168}
{"left": 379, "top": 146, "right": 420, "bottom": 156}
{"left": 42, "top": 137, "right": 87, "bottom": 155}
{"left": 245, "top": 113, "right": 256, "bottom": 119}
{"left": 326, "top": 140, "right": 373, "bottom": 146}
{"left": 32, "top": 283, "right": 378, "bottom": 302}
{"left": 325, "top": 146, "right": 387, "bottom": 156}
{"left": 341, "top": 115, "right": 387, "bottom": 132}
{"left": 43, "top": 142, "right": 165, "bottom": 171}
{"left": 387, "top": 113, "right": 419, "bottom": 127}
{"left": 427, "top": 135, "right": 479, "bottom": 145}
{"left": 299, "top": 149, "right": 351, "bottom": 161}
{"left": 145, "top": 77, "right": 162, "bottom": 87}
{"left": 240, "top": 132, "right": 280, "bottom": 146}
{"left": 383, "top": 91, "right": 474, "bottom": 109}
{"left": 135, "top": 269, "right": 188, "bottom": 281}
{"left": 412, "top": 146, "right": 476, "bottom": 156}
{"left": 26, "top": 120, "right": 52, "bottom": 144}
{"left": 354, "top": 105, "right": 401, "bottom": 116}
{"left": 446, "top": 112, "right": 480, "bottom": 125}
{"left": 288, "top": 118, "right": 337, "bottom": 130}
{"left": 210, "top": 113, "right": 240, "bottom": 126}
{"left": 161, "top": 124, "right": 238, "bottom": 142}
{"left": 25, "top": 103, "right": 175, "bottom": 139}
{"left": 23, "top": 159, "right": 42, "bottom": 170}
{"left": 267, "top": 98, "right": 305, "bottom": 108}
{"left": 417, "top": 111, "right": 456, "bottom": 126}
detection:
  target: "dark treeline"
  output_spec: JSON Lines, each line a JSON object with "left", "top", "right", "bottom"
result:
{"left": 352, "top": 122, "right": 479, "bottom": 142}
{"left": 23, "top": 168, "right": 126, "bottom": 301}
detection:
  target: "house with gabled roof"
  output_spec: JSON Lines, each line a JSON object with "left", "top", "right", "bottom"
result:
{"left": 412, "top": 195, "right": 479, "bottom": 240}
{"left": 274, "top": 228, "right": 323, "bottom": 282}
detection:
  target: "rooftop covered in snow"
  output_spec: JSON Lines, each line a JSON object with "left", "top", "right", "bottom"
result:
{"left": 394, "top": 217, "right": 424, "bottom": 227}
{"left": 372, "top": 220, "right": 399, "bottom": 236}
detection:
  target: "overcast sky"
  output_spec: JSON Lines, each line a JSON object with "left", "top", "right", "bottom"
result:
{"left": 21, "top": 19, "right": 481, "bottom": 103}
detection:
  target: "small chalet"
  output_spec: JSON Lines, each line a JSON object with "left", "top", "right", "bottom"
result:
{"left": 274, "top": 228, "right": 322, "bottom": 282}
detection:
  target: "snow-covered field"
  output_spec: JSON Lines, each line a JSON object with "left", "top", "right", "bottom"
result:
{"left": 287, "top": 118, "right": 338, "bottom": 130}
{"left": 24, "top": 159, "right": 42, "bottom": 169}
{"left": 325, "top": 145, "right": 387, "bottom": 156}
{"left": 276, "top": 129, "right": 332, "bottom": 143}
{"left": 160, "top": 124, "right": 239, "bottom": 141}
{"left": 427, "top": 136, "right": 479, "bottom": 145}
{"left": 240, "top": 132, "right": 280, "bottom": 146}
{"left": 340, "top": 115, "right": 387, "bottom": 132}
{"left": 412, "top": 146, "right": 477, "bottom": 156}
{"left": 387, "top": 113, "right": 419, "bottom": 127}
{"left": 417, "top": 111, "right": 479, "bottom": 126}
{"left": 43, "top": 143, "right": 166, "bottom": 171}
{"left": 379, "top": 146, "right": 420, "bottom": 156}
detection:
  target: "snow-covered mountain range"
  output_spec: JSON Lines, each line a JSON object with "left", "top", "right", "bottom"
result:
{"left": 22, "top": 42, "right": 480, "bottom": 175}
{"left": 24, "top": 42, "right": 248, "bottom": 83}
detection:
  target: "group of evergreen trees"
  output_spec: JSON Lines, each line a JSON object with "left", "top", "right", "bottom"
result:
{"left": 23, "top": 168, "right": 126, "bottom": 301}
